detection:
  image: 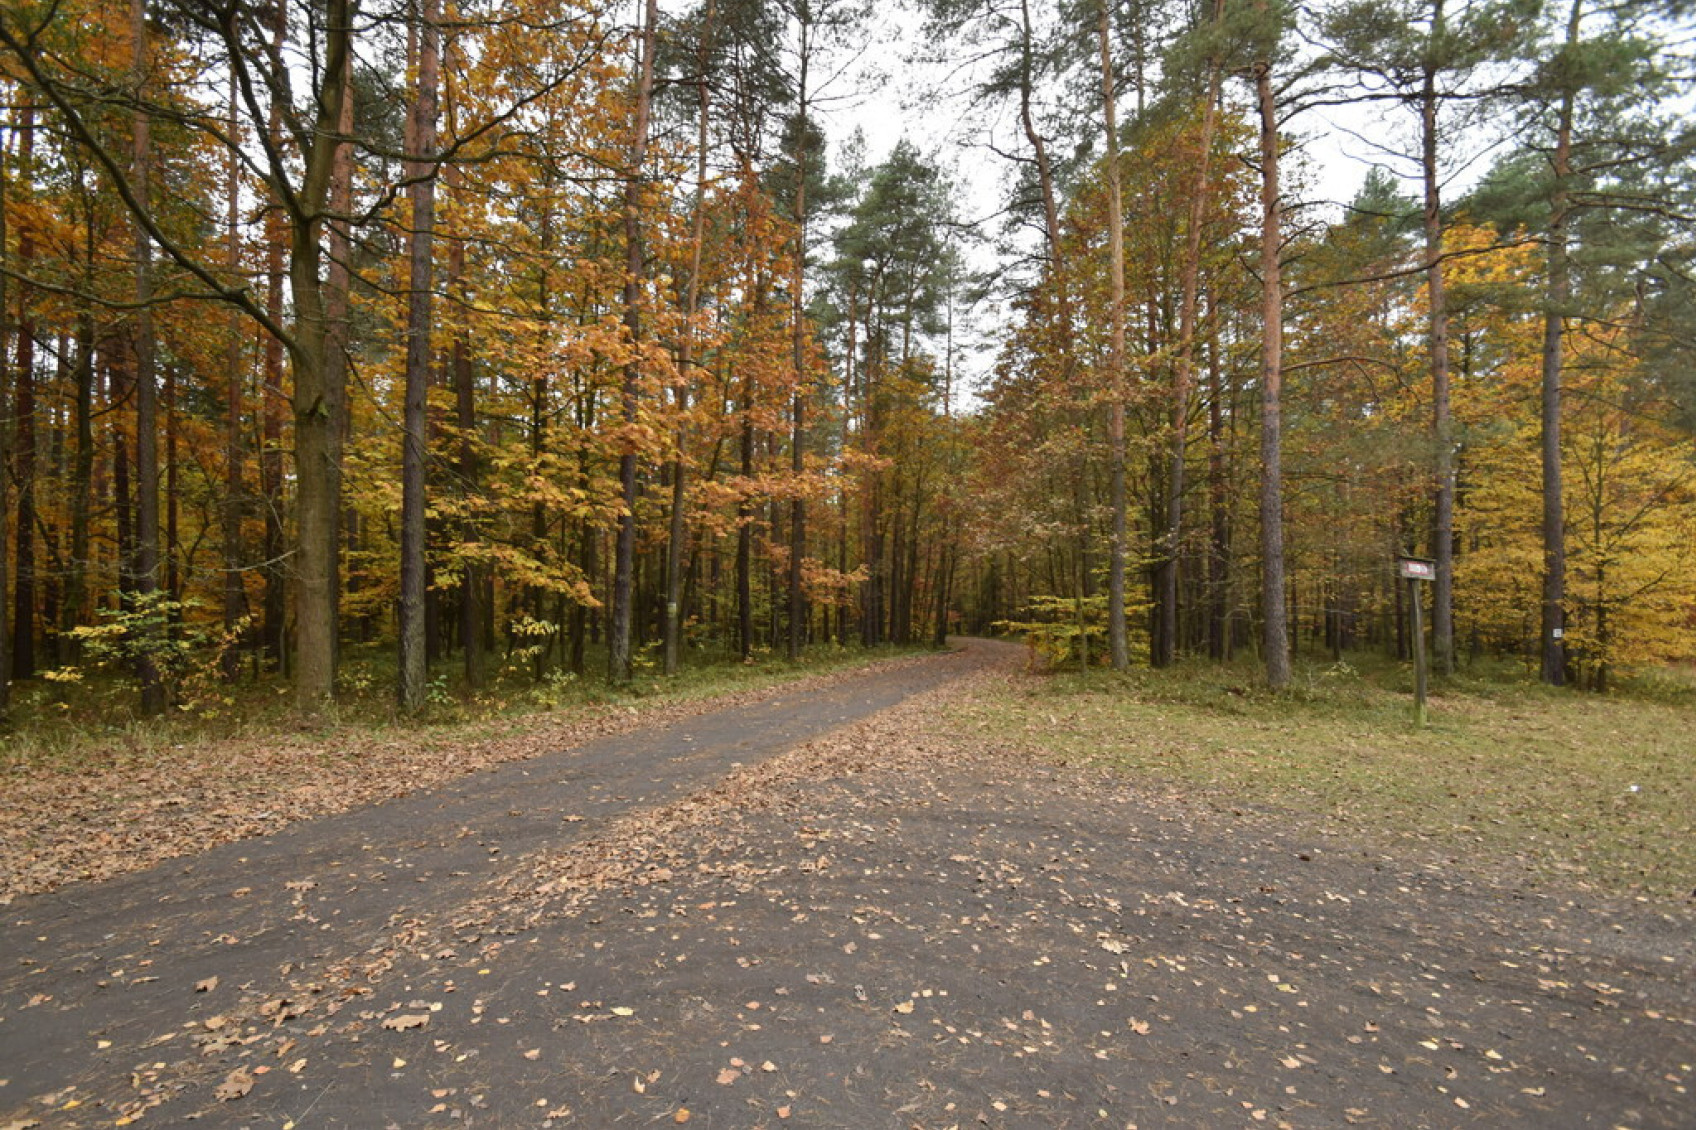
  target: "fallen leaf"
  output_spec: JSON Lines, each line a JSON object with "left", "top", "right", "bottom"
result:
{"left": 675, "top": 1110, "right": 691, "bottom": 1124}
{"left": 214, "top": 1068, "right": 253, "bottom": 1102}
{"left": 716, "top": 1067, "right": 740, "bottom": 1085}
{"left": 195, "top": 977, "right": 218, "bottom": 993}
{"left": 381, "top": 1013, "right": 430, "bottom": 1031}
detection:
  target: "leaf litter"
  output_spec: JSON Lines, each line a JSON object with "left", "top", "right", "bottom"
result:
{"left": 4, "top": 645, "right": 1691, "bottom": 1128}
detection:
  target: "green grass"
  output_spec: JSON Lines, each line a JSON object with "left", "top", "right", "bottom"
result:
{"left": 1, "top": 639, "right": 934, "bottom": 774}
{"left": 951, "top": 652, "right": 1696, "bottom": 900}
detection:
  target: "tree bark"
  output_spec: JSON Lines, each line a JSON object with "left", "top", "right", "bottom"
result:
{"left": 0, "top": 129, "right": 10, "bottom": 710}
{"left": 666, "top": 0, "right": 716, "bottom": 675}
{"left": 287, "top": 0, "right": 356, "bottom": 712}
{"left": 446, "top": 160, "right": 485, "bottom": 689}
{"left": 1155, "top": 0, "right": 1223, "bottom": 668}
{"left": 1256, "top": 60, "right": 1290, "bottom": 690}
{"left": 399, "top": 0, "right": 441, "bottom": 712}
{"left": 1540, "top": 0, "right": 1581, "bottom": 686}
{"left": 609, "top": 0, "right": 658, "bottom": 684}
{"left": 325, "top": 33, "right": 355, "bottom": 670}
{"left": 165, "top": 364, "right": 179, "bottom": 610}
{"left": 787, "top": 14, "right": 811, "bottom": 662}
{"left": 1421, "top": 0, "right": 1455, "bottom": 676}
{"left": 63, "top": 258, "right": 96, "bottom": 659}
{"left": 738, "top": 404, "right": 755, "bottom": 659}
{"left": 1206, "top": 310, "right": 1230, "bottom": 660}
{"left": 11, "top": 111, "right": 37, "bottom": 683}
{"left": 131, "top": 0, "right": 165, "bottom": 713}
{"left": 1098, "top": 0, "right": 1130, "bottom": 671}
{"left": 220, "top": 70, "right": 248, "bottom": 680}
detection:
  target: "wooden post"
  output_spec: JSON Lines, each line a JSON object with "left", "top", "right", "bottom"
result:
{"left": 1399, "top": 557, "right": 1434, "bottom": 728}
{"left": 1410, "top": 576, "right": 1427, "bottom": 727}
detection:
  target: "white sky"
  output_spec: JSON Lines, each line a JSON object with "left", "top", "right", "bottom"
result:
{"left": 809, "top": 7, "right": 1417, "bottom": 404}
{"left": 793, "top": 4, "right": 1538, "bottom": 409}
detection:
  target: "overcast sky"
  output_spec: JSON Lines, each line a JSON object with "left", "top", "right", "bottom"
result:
{"left": 788, "top": 4, "right": 1524, "bottom": 407}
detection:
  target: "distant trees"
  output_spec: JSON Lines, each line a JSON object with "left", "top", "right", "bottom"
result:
{"left": 0, "top": 0, "right": 1690, "bottom": 724}
{"left": 942, "top": 0, "right": 1694, "bottom": 686}
{"left": 0, "top": 0, "right": 975, "bottom": 723}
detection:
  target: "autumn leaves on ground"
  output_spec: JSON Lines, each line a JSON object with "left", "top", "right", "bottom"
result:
{"left": 2, "top": 641, "right": 1693, "bottom": 1129}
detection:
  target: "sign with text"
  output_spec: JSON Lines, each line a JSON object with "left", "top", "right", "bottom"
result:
{"left": 1397, "top": 557, "right": 1436, "bottom": 581}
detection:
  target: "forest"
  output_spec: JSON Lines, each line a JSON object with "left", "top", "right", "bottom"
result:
{"left": 0, "top": 0, "right": 1691, "bottom": 725}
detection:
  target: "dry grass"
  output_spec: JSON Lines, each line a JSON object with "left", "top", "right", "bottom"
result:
{"left": 952, "top": 655, "right": 1696, "bottom": 900}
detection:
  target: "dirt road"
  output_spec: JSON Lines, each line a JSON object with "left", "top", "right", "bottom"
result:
{"left": 2, "top": 639, "right": 1690, "bottom": 1128}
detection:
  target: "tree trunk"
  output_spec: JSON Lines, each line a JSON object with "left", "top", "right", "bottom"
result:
{"left": 287, "top": 0, "right": 356, "bottom": 712}
{"left": 62, "top": 285, "right": 95, "bottom": 658}
{"left": 1256, "top": 60, "right": 1290, "bottom": 690}
{"left": 1155, "top": 6, "right": 1222, "bottom": 668}
{"left": 1206, "top": 314, "right": 1230, "bottom": 661}
{"left": 786, "top": 13, "right": 813, "bottom": 662}
{"left": 1421, "top": 0, "right": 1456, "bottom": 677}
{"left": 738, "top": 407, "right": 754, "bottom": 659}
{"left": 325, "top": 36, "right": 355, "bottom": 670}
{"left": 448, "top": 173, "right": 485, "bottom": 689}
{"left": 610, "top": 0, "right": 658, "bottom": 684}
{"left": 260, "top": 59, "right": 287, "bottom": 671}
{"left": 131, "top": 0, "right": 165, "bottom": 714}
{"left": 221, "top": 71, "right": 248, "bottom": 680}
{"left": 399, "top": 0, "right": 441, "bottom": 712}
{"left": 0, "top": 129, "right": 10, "bottom": 710}
{"left": 11, "top": 111, "right": 36, "bottom": 682}
{"left": 165, "top": 365, "right": 179, "bottom": 610}
{"left": 932, "top": 540, "right": 955, "bottom": 648}
{"left": 666, "top": 0, "right": 716, "bottom": 675}
{"left": 1540, "top": 0, "right": 1580, "bottom": 687}
{"left": 1098, "top": 0, "right": 1130, "bottom": 671}
{"left": 113, "top": 353, "right": 133, "bottom": 611}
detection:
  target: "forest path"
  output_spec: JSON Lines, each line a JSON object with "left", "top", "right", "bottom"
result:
{"left": 0, "top": 640, "right": 1005, "bottom": 1127}
{"left": 3, "top": 637, "right": 1692, "bottom": 1129}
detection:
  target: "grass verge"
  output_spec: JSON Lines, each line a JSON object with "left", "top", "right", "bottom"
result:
{"left": 1, "top": 641, "right": 931, "bottom": 774}
{"left": 950, "top": 653, "right": 1696, "bottom": 900}
{"left": 1, "top": 641, "right": 938, "bottom": 899}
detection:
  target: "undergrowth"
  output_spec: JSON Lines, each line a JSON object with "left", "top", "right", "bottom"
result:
{"left": 1, "top": 640, "right": 932, "bottom": 773}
